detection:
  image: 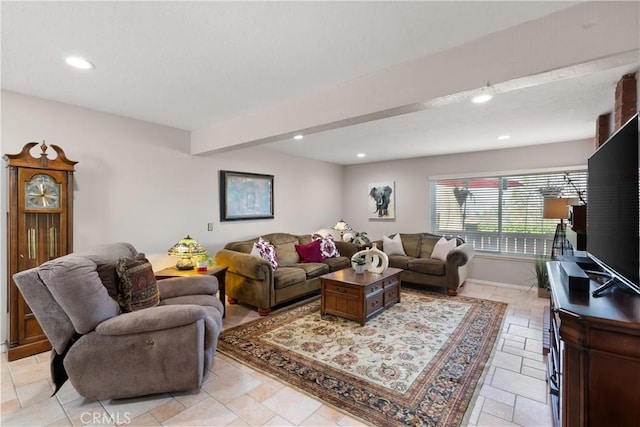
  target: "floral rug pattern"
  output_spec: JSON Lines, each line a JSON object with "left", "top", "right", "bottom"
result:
{"left": 218, "top": 288, "right": 507, "bottom": 426}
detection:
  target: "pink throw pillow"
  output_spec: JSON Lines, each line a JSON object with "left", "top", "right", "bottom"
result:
{"left": 312, "top": 234, "right": 340, "bottom": 258}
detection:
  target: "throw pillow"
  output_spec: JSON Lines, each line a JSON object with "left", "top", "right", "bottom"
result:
{"left": 295, "top": 239, "right": 324, "bottom": 263}
{"left": 312, "top": 234, "right": 340, "bottom": 258}
{"left": 255, "top": 237, "right": 279, "bottom": 270}
{"left": 431, "top": 237, "right": 458, "bottom": 261}
{"left": 116, "top": 253, "right": 160, "bottom": 312}
{"left": 383, "top": 234, "right": 406, "bottom": 256}
{"left": 250, "top": 242, "right": 261, "bottom": 257}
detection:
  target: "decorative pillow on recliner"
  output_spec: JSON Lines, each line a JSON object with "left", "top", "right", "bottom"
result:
{"left": 312, "top": 234, "right": 340, "bottom": 258}
{"left": 431, "top": 237, "right": 457, "bottom": 261}
{"left": 38, "top": 255, "right": 121, "bottom": 334}
{"left": 255, "top": 237, "right": 279, "bottom": 270}
{"left": 383, "top": 234, "right": 407, "bottom": 256}
{"left": 116, "top": 253, "right": 160, "bottom": 312}
{"left": 295, "top": 239, "right": 324, "bottom": 263}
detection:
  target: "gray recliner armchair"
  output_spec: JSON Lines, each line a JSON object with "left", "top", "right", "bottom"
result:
{"left": 12, "top": 242, "right": 224, "bottom": 401}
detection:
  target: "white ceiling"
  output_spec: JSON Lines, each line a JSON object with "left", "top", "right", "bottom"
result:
{"left": 2, "top": 1, "right": 639, "bottom": 165}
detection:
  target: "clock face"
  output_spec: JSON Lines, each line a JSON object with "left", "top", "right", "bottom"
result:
{"left": 25, "top": 174, "right": 60, "bottom": 209}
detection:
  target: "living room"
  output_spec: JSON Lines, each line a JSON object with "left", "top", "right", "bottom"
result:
{"left": 2, "top": 1, "right": 639, "bottom": 426}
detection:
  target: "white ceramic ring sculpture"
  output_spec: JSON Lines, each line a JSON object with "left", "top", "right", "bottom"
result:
{"left": 350, "top": 243, "right": 388, "bottom": 273}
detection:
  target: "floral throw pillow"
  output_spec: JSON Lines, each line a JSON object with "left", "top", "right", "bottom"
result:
{"left": 255, "top": 237, "right": 278, "bottom": 270}
{"left": 313, "top": 234, "right": 340, "bottom": 258}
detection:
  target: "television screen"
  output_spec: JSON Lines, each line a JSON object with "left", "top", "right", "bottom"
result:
{"left": 587, "top": 113, "right": 639, "bottom": 293}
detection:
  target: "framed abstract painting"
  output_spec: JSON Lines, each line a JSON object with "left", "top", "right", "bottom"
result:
{"left": 220, "top": 170, "right": 274, "bottom": 221}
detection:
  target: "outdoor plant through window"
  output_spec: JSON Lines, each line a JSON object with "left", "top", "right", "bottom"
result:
{"left": 431, "top": 170, "right": 587, "bottom": 256}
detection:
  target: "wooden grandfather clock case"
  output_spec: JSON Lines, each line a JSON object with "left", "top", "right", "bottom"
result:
{"left": 4, "top": 142, "right": 77, "bottom": 361}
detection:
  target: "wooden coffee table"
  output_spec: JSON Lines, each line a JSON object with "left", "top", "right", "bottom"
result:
{"left": 320, "top": 267, "right": 402, "bottom": 326}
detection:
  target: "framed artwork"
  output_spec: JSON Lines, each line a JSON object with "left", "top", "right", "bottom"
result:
{"left": 220, "top": 170, "right": 274, "bottom": 221}
{"left": 368, "top": 181, "right": 395, "bottom": 220}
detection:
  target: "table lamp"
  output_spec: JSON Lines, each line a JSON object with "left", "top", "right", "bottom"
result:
{"left": 332, "top": 219, "right": 353, "bottom": 241}
{"left": 543, "top": 198, "right": 571, "bottom": 257}
{"left": 167, "top": 235, "right": 207, "bottom": 270}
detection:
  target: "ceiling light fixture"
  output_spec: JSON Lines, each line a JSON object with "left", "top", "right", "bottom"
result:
{"left": 471, "top": 82, "right": 493, "bottom": 104}
{"left": 497, "top": 135, "right": 511, "bottom": 140}
{"left": 357, "top": 153, "right": 366, "bottom": 158}
{"left": 65, "top": 56, "right": 94, "bottom": 70}
{"left": 293, "top": 134, "right": 303, "bottom": 140}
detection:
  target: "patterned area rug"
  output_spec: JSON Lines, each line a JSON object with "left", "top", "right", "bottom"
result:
{"left": 218, "top": 288, "right": 507, "bottom": 426}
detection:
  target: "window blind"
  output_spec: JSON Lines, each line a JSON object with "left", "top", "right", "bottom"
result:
{"left": 431, "top": 171, "right": 588, "bottom": 256}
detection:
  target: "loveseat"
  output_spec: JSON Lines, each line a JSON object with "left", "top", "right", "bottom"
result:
{"left": 370, "top": 233, "right": 475, "bottom": 296}
{"left": 215, "top": 233, "right": 358, "bottom": 315}
{"left": 12, "top": 242, "right": 224, "bottom": 400}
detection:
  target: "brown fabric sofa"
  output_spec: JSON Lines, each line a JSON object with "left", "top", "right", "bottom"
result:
{"left": 370, "top": 233, "right": 475, "bottom": 296}
{"left": 12, "top": 242, "right": 223, "bottom": 401}
{"left": 215, "top": 233, "right": 358, "bottom": 315}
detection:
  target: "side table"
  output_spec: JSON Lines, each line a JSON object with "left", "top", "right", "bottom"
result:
{"left": 155, "top": 265, "right": 227, "bottom": 318}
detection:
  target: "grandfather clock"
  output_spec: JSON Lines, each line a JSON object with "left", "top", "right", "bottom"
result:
{"left": 4, "top": 142, "right": 77, "bottom": 361}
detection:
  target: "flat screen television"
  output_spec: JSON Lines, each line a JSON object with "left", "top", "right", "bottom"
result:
{"left": 587, "top": 112, "right": 640, "bottom": 296}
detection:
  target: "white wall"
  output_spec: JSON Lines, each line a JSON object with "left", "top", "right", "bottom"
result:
{"left": 342, "top": 140, "right": 594, "bottom": 286}
{"left": 1, "top": 90, "right": 344, "bottom": 346}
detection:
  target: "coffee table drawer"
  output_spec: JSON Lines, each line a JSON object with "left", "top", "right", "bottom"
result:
{"left": 385, "top": 282, "right": 400, "bottom": 307}
{"left": 366, "top": 293, "right": 384, "bottom": 316}
{"left": 324, "top": 282, "right": 360, "bottom": 297}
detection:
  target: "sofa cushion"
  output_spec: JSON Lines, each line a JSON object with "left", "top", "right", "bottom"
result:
{"left": 388, "top": 255, "right": 413, "bottom": 269}
{"left": 383, "top": 234, "right": 406, "bottom": 256}
{"left": 295, "top": 239, "right": 323, "bottom": 263}
{"left": 407, "top": 258, "right": 446, "bottom": 276}
{"left": 431, "top": 237, "right": 457, "bottom": 261}
{"left": 38, "top": 255, "right": 121, "bottom": 334}
{"left": 419, "top": 235, "right": 441, "bottom": 258}
{"left": 116, "top": 253, "right": 160, "bottom": 312}
{"left": 273, "top": 267, "right": 307, "bottom": 290}
{"left": 399, "top": 233, "right": 421, "bottom": 257}
{"left": 291, "top": 262, "right": 330, "bottom": 279}
{"left": 322, "top": 256, "right": 350, "bottom": 272}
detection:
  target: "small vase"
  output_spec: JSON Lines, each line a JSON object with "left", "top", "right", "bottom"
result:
{"left": 353, "top": 264, "right": 366, "bottom": 274}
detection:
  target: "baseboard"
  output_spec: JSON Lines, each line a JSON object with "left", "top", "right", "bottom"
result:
{"left": 466, "top": 278, "right": 531, "bottom": 290}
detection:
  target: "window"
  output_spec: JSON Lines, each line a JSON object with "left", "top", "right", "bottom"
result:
{"left": 431, "top": 170, "right": 587, "bottom": 256}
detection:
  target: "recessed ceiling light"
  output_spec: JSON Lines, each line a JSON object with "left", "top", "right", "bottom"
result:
{"left": 471, "top": 93, "right": 493, "bottom": 104}
{"left": 357, "top": 153, "right": 366, "bottom": 158}
{"left": 497, "top": 135, "right": 511, "bottom": 140}
{"left": 293, "top": 134, "right": 303, "bottom": 140}
{"left": 65, "top": 56, "right": 94, "bottom": 70}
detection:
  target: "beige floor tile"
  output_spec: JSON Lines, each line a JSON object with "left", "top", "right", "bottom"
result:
{"left": 313, "top": 405, "right": 348, "bottom": 424}
{"left": 162, "top": 397, "right": 237, "bottom": 426}
{"left": 101, "top": 393, "right": 172, "bottom": 422}
{"left": 201, "top": 368, "right": 262, "bottom": 404}
{"left": 491, "top": 351, "right": 522, "bottom": 373}
{"left": 262, "top": 415, "right": 295, "bottom": 426}
{"left": 226, "top": 394, "right": 276, "bottom": 425}
{"left": 62, "top": 397, "right": 107, "bottom": 426}
{"left": 8, "top": 359, "right": 50, "bottom": 388}
{"left": 54, "top": 381, "right": 83, "bottom": 406}
{"left": 15, "top": 379, "right": 54, "bottom": 408}
{"left": 246, "top": 382, "right": 284, "bottom": 403}
{"left": 1, "top": 380, "right": 18, "bottom": 404}
{"left": 148, "top": 399, "right": 186, "bottom": 423}
{"left": 2, "top": 395, "right": 66, "bottom": 426}
{"left": 262, "top": 387, "right": 322, "bottom": 425}
{"left": 513, "top": 395, "right": 554, "bottom": 426}
{"left": 491, "top": 368, "right": 548, "bottom": 403}
{"left": 299, "top": 411, "right": 340, "bottom": 426}
{"left": 482, "top": 397, "right": 514, "bottom": 422}
{"left": 521, "top": 365, "right": 547, "bottom": 381}
{"left": 125, "top": 412, "right": 161, "bottom": 426}
{"left": 476, "top": 411, "right": 518, "bottom": 426}
{"left": 0, "top": 398, "right": 21, "bottom": 414}
{"left": 524, "top": 338, "right": 543, "bottom": 353}
{"left": 508, "top": 324, "right": 542, "bottom": 340}
{"left": 479, "top": 384, "right": 516, "bottom": 406}
{"left": 45, "top": 416, "right": 73, "bottom": 426}
{"left": 467, "top": 395, "right": 485, "bottom": 425}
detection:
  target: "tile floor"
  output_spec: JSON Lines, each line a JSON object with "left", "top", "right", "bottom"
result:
{"left": 1, "top": 281, "right": 553, "bottom": 426}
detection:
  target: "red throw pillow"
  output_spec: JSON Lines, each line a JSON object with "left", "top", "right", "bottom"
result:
{"left": 295, "top": 239, "right": 324, "bottom": 263}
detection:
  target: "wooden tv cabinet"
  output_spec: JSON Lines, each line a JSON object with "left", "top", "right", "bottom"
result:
{"left": 546, "top": 261, "right": 640, "bottom": 427}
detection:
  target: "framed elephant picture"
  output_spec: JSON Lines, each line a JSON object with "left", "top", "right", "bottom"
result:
{"left": 368, "top": 181, "right": 395, "bottom": 220}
